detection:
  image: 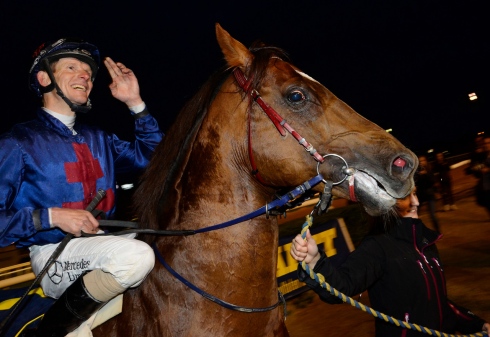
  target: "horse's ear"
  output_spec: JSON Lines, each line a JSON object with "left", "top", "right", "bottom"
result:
{"left": 215, "top": 23, "right": 253, "bottom": 69}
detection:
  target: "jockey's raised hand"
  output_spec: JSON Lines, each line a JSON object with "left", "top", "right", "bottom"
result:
{"left": 104, "top": 57, "right": 144, "bottom": 108}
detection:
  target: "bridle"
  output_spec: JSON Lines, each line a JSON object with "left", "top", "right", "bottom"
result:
{"left": 156, "top": 64, "right": 360, "bottom": 314}
{"left": 150, "top": 66, "right": 359, "bottom": 315}
{"left": 232, "top": 67, "right": 357, "bottom": 198}
{"left": 152, "top": 66, "right": 360, "bottom": 315}
{"left": 233, "top": 64, "right": 408, "bottom": 201}
{"left": 233, "top": 67, "right": 324, "bottom": 183}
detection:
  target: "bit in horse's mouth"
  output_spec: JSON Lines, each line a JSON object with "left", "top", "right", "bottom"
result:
{"left": 352, "top": 170, "right": 397, "bottom": 207}
{"left": 355, "top": 168, "right": 387, "bottom": 187}
{"left": 359, "top": 169, "right": 390, "bottom": 192}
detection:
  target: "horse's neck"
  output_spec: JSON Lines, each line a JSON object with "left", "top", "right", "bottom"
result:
{"left": 174, "top": 92, "right": 275, "bottom": 229}
{"left": 172, "top": 143, "right": 280, "bottom": 252}
{"left": 154, "top": 82, "right": 281, "bottom": 287}
{"left": 154, "top": 166, "right": 280, "bottom": 296}
{"left": 177, "top": 169, "right": 273, "bottom": 229}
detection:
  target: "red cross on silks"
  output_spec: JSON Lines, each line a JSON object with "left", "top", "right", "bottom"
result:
{"left": 63, "top": 143, "right": 114, "bottom": 213}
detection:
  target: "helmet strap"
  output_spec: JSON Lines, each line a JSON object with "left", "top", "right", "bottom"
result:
{"left": 39, "top": 58, "right": 92, "bottom": 114}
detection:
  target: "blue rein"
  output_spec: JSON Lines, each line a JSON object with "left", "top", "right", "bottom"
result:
{"left": 194, "top": 174, "right": 324, "bottom": 233}
{"left": 153, "top": 245, "right": 287, "bottom": 313}
{"left": 153, "top": 174, "right": 324, "bottom": 313}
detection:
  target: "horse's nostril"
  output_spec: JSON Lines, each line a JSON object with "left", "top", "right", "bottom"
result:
{"left": 393, "top": 157, "right": 406, "bottom": 169}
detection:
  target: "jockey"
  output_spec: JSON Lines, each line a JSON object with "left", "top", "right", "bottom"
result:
{"left": 0, "top": 38, "right": 163, "bottom": 336}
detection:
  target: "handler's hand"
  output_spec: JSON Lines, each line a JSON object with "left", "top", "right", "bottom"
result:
{"left": 104, "top": 57, "right": 143, "bottom": 108}
{"left": 50, "top": 208, "right": 99, "bottom": 236}
{"left": 290, "top": 229, "right": 321, "bottom": 269}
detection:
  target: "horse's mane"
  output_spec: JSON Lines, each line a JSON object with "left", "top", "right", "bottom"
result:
{"left": 132, "top": 66, "right": 230, "bottom": 231}
{"left": 133, "top": 42, "right": 290, "bottom": 232}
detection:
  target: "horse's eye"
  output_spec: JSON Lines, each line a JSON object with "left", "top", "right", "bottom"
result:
{"left": 287, "top": 90, "right": 306, "bottom": 104}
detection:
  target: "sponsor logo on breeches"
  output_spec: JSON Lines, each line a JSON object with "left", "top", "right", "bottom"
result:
{"left": 47, "top": 258, "right": 91, "bottom": 285}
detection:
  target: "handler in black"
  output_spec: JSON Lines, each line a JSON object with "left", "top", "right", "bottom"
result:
{"left": 290, "top": 188, "right": 489, "bottom": 336}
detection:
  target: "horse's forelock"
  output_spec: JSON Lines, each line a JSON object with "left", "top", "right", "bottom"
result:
{"left": 248, "top": 42, "right": 290, "bottom": 91}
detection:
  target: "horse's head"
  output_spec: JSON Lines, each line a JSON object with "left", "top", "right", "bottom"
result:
{"left": 216, "top": 24, "right": 417, "bottom": 216}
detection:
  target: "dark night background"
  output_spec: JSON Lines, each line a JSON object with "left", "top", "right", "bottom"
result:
{"left": 1, "top": 0, "right": 488, "bottom": 157}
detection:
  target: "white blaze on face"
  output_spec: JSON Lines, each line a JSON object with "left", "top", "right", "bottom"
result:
{"left": 295, "top": 70, "right": 320, "bottom": 84}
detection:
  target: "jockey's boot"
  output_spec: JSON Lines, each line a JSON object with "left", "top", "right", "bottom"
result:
{"left": 21, "top": 273, "right": 105, "bottom": 337}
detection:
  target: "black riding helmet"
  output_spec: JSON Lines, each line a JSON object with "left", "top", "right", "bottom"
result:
{"left": 28, "top": 38, "right": 100, "bottom": 113}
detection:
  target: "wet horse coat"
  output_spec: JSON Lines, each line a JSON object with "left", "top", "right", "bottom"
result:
{"left": 94, "top": 24, "right": 417, "bottom": 336}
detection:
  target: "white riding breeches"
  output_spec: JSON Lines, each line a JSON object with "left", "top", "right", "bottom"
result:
{"left": 29, "top": 233, "right": 155, "bottom": 299}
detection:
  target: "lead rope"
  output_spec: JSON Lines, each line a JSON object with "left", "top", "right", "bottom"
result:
{"left": 298, "top": 215, "right": 487, "bottom": 337}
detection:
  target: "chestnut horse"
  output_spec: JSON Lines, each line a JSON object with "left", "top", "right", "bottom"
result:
{"left": 94, "top": 24, "right": 417, "bottom": 336}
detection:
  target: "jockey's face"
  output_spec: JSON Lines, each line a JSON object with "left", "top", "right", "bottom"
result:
{"left": 52, "top": 57, "right": 94, "bottom": 105}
